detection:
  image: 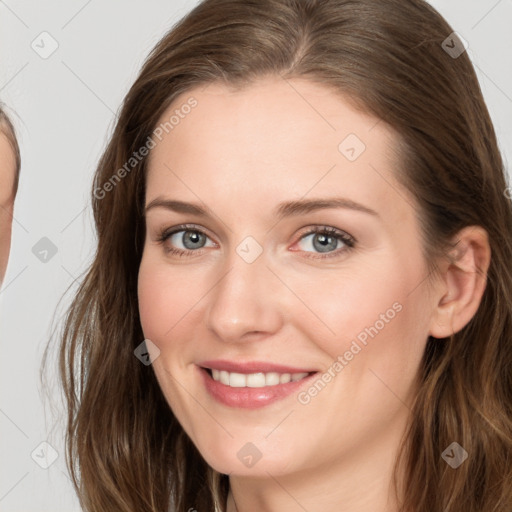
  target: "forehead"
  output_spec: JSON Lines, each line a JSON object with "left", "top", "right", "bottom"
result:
{"left": 145, "top": 77, "right": 414, "bottom": 226}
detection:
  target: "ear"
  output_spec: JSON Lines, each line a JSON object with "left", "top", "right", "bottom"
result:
{"left": 428, "top": 225, "right": 491, "bottom": 339}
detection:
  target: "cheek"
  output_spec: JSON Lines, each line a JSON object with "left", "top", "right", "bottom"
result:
{"left": 137, "top": 256, "right": 208, "bottom": 351}
{"left": 298, "top": 261, "right": 428, "bottom": 375}
{"left": 137, "top": 258, "right": 197, "bottom": 417}
{"left": 0, "top": 208, "right": 12, "bottom": 280}
{"left": 137, "top": 258, "right": 179, "bottom": 343}
{"left": 138, "top": 263, "right": 161, "bottom": 340}
{"left": 293, "top": 269, "right": 397, "bottom": 335}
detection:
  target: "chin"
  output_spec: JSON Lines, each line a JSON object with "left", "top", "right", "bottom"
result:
{"left": 195, "top": 440, "right": 297, "bottom": 477}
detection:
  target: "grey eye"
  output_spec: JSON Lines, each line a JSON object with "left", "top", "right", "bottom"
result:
{"left": 298, "top": 232, "right": 343, "bottom": 253}
{"left": 170, "top": 230, "right": 212, "bottom": 250}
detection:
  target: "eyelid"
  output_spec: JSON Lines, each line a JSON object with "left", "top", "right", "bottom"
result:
{"left": 158, "top": 223, "right": 217, "bottom": 243}
{"left": 294, "top": 224, "right": 354, "bottom": 242}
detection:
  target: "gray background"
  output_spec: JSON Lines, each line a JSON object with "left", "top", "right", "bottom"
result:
{"left": 0, "top": 1, "right": 511, "bottom": 510}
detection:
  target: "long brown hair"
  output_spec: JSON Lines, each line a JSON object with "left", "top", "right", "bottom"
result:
{"left": 42, "top": 0, "right": 512, "bottom": 510}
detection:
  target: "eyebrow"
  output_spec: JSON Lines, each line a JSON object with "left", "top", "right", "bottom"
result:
{"left": 145, "top": 197, "right": 379, "bottom": 219}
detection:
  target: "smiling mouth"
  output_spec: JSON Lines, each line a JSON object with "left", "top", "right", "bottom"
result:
{"left": 204, "top": 368, "right": 317, "bottom": 388}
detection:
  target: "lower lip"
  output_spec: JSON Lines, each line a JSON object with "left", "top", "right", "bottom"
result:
{"left": 198, "top": 366, "right": 317, "bottom": 409}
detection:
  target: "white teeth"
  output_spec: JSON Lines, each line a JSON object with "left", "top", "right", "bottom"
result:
{"left": 265, "top": 372, "right": 280, "bottom": 386}
{"left": 219, "top": 370, "right": 230, "bottom": 386}
{"left": 209, "top": 369, "right": 310, "bottom": 387}
{"left": 247, "top": 373, "right": 266, "bottom": 387}
{"left": 229, "top": 372, "right": 246, "bottom": 387}
{"left": 280, "top": 373, "right": 291, "bottom": 384}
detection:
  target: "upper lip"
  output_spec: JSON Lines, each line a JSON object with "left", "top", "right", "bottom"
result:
{"left": 198, "top": 359, "right": 317, "bottom": 374}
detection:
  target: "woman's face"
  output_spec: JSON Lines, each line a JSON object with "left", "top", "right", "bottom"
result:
{"left": 0, "top": 132, "right": 16, "bottom": 285}
{"left": 138, "top": 77, "right": 439, "bottom": 476}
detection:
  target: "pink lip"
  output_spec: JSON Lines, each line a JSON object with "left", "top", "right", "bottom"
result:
{"left": 197, "top": 365, "right": 318, "bottom": 409}
{"left": 197, "top": 359, "right": 316, "bottom": 374}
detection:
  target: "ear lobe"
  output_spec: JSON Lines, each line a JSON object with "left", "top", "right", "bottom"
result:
{"left": 428, "top": 226, "right": 491, "bottom": 340}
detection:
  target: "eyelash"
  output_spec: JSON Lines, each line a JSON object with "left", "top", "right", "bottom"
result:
{"left": 156, "top": 223, "right": 356, "bottom": 260}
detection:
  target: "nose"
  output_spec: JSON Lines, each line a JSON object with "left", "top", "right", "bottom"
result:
{"left": 205, "top": 246, "right": 284, "bottom": 343}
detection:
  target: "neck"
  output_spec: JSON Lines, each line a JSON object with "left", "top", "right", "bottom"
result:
{"left": 225, "top": 417, "right": 409, "bottom": 512}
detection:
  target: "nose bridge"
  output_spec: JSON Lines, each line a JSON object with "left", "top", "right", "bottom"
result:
{"left": 205, "top": 243, "right": 282, "bottom": 341}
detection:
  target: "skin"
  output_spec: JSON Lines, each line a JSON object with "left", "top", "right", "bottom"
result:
{"left": 0, "top": 131, "right": 16, "bottom": 286}
{"left": 137, "top": 76, "right": 490, "bottom": 512}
